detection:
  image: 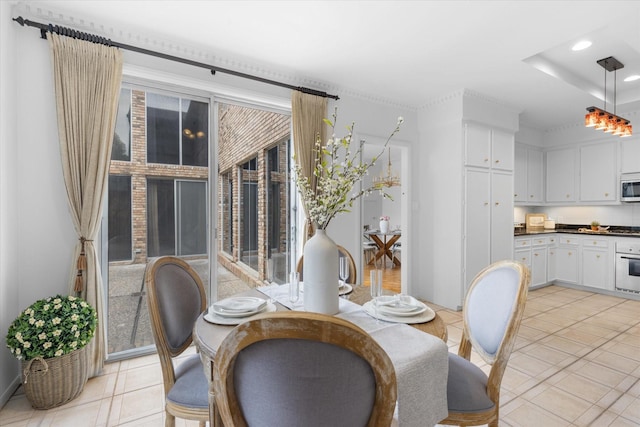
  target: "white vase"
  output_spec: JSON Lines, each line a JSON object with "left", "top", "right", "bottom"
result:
{"left": 379, "top": 220, "right": 389, "bottom": 234}
{"left": 303, "top": 228, "right": 339, "bottom": 314}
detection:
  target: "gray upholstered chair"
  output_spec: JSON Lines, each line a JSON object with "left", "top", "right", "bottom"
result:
{"left": 296, "top": 245, "right": 357, "bottom": 283}
{"left": 440, "top": 260, "right": 530, "bottom": 427}
{"left": 213, "top": 311, "right": 397, "bottom": 427}
{"left": 145, "top": 256, "right": 209, "bottom": 427}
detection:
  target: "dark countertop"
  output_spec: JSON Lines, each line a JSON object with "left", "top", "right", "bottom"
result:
{"left": 515, "top": 225, "right": 640, "bottom": 238}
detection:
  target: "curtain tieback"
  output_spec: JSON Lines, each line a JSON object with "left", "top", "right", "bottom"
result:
{"left": 74, "top": 237, "right": 93, "bottom": 293}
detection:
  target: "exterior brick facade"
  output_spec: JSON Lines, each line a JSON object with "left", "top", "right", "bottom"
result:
{"left": 108, "top": 90, "right": 290, "bottom": 287}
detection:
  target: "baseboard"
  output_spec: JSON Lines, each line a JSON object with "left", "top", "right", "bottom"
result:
{"left": 0, "top": 374, "right": 21, "bottom": 410}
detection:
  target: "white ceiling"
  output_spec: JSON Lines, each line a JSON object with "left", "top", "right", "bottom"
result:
{"left": 13, "top": 0, "right": 640, "bottom": 131}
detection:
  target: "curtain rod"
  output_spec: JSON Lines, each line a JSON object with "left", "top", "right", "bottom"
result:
{"left": 12, "top": 16, "right": 340, "bottom": 100}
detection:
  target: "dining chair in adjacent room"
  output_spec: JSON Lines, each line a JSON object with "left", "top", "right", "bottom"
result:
{"left": 213, "top": 311, "right": 397, "bottom": 427}
{"left": 439, "top": 260, "right": 530, "bottom": 427}
{"left": 296, "top": 245, "right": 357, "bottom": 284}
{"left": 145, "top": 256, "right": 209, "bottom": 427}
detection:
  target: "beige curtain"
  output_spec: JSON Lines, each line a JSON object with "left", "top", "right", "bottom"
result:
{"left": 48, "top": 33, "right": 123, "bottom": 377}
{"left": 291, "top": 91, "right": 327, "bottom": 241}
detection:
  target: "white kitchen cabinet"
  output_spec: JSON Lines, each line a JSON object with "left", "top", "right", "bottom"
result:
{"left": 547, "top": 235, "right": 557, "bottom": 282}
{"left": 580, "top": 143, "right": 617, "bottom": 202}
{"left": 464, "top": 168, "right": 513, "bottom": 292}
{"left": 620, "top": 137, "right": 640, "bottom": 174}
{"left": 514, "top": 236, "right": 547, "bottom": 287}
{"left": 546, "top": 148, "right": 577, "bottom": 203}
{"left": 555, "top": 237, "right": 579, "bottom": 284}
{"left": 531, "top": 246, "right": 547, "bottom": 287}
{"left": 581, "top": 237, "right": 612, "bottom": 290}
{"left": 465, "top": 123, "right": 514, "bottom": 171}
{"left": 514, "top": 143, "right": 543, "bottom": 204}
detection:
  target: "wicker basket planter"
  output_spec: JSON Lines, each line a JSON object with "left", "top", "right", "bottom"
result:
{"left": 21, "top": 345, "right": 89, "bottom": 409}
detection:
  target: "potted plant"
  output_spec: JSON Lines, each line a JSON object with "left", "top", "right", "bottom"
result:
{"left": 6, "top": 294, "right": 97, "bottom": 409}
{"left": 591, "top": 220, "right": 600, "bottom": 231}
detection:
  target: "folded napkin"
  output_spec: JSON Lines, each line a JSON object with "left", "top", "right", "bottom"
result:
{"left": 213, "top": 297, "right": 266, "bottom": 313}
{"left": 376, "top": 295, "right": 419, "bottom": 309}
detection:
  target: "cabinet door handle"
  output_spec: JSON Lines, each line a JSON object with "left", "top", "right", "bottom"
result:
{"left": 530, "top": 194, "right": 534, "bottom": 198}
{"left": 495, "top": 202, "right": 500, "bottom": 206}
{"left": 495, "top": 159, "right": 500, "bottom": 164}
{"left": 484, "top": 158, "right": 489, "bottom": 163}
{"left": 566, "top": 194, "right": 571, "bottom": 198}
{"left": 605, "top": 193, "right": 609, "bottom": 197}
{"left": 534, "top": 253, "right": 539, "bottom": 257}
{"left": 596, "top": 254, "right": 601, "bottom": 259}
{"left": 568, "top": 252, "right": 572, "bottom": 256}
{"left": 593, "top": 241, "right": 597, "bottom": 245}
{"left": 514, "top": 194, "right": 518, "bottom": 197}
{"left": 484, "top": 202, "right": 489, "bottom": 206}
{"left": 550, "top": 251, "right": 554, "bottom": 255}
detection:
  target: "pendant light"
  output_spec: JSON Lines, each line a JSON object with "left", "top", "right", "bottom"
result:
{"left": 585, "top": 56, "right": 632, "bottom": 137}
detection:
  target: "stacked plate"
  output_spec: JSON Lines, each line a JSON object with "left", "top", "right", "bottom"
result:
{"left": 205, "top": 296, "right": 274, "bottom": 325}
{"left": 363, "top": 295, "right": 435, "bottom": 324}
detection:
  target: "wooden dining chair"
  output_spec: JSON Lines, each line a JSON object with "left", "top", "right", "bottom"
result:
{"left": 296, "top": 245, "right": 357, "bottom": 284}
{"left": 145, "top": 256, "right": 209, "bottom": 427}
{"left": 439, "top": 260, "right": 530, "bottom": 427}
{"left": 213, "top": 311, "right": 397, "bottom": 427}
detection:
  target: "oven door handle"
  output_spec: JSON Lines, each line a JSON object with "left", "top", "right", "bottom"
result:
{"left": 619, "top": 255, "right": 640, "bottom": 260}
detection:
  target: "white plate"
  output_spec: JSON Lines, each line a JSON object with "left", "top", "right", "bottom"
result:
{"left": 212, "top": 297, "right": 266, "bottom": 316}
{"left": 204, "top": 302, "right": 277, "bottom": 325}
{"left": 362, "top": 301, "right": 436, "bottom": 324}
{"left": 375, "top": 296, "right": 427, "bottom": 317}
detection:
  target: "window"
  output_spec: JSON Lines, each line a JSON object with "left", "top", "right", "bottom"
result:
{"left": 147, "top": 93, "right": 209, "bottom": 166}
{"left": 108, "top": 175, "right": 132, "bottom": 261}
{"left": 106, "top": 86, "right": 210, "bottom": 357}
{"left": 112, "top": 88, "right": 131, "bottom": 161}
{"left": 217, "top": 102, "right": 291, "bottom": 284}
{"left": 240, "top": 158, "right": 259, "bottom": 270}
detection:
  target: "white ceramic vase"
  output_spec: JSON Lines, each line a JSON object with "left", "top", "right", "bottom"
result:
{"left": 303, "top": 228, "right": 339, "bottom": 314}
{"left": 379, "top": 220, "right": 389, "bottom": 234}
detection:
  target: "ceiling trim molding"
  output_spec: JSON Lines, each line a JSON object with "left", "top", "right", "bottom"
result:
{"left": 418, "top": 88, "right": 521, "bottom": 114}
{"left": 14, "top": 2, "right": 415, "bottom": 111}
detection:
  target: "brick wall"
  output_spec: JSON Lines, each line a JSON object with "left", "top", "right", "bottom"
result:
{"left": 218, "top": 103, "right": 291, "bottom": 283}
{"left": 108, "top": 93, "right": 291, "bottom": 286}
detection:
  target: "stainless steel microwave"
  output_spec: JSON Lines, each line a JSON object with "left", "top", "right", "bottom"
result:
{"left": 621, "top": 173, "right": 640, "bottom": 202}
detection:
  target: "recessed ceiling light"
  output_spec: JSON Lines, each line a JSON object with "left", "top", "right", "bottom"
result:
{"left": 624, "top": 75, "right": 640, "bottom": 82}
{"left": 572, "top": 40, "right": 592, "bottom": 51}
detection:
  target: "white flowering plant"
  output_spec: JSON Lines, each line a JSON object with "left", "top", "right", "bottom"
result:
{"left": 6, "top": 294, "right": 97, "bottom": 361}
{"left": 293, "top": 108, "right": 403, "bottom": 230}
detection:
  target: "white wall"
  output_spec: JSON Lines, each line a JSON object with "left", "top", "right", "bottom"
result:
{"left": 0, "top": 0, "right": 21, "bottom": 407}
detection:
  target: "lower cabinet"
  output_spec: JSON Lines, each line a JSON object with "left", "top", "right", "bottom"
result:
{"left": 580, "top": 237, "right": 611, "bottom": 290}
{"left": 514, "top": 236, "right": 547, "bottom": 287}
{"left": 515, "top": 233, "right": 616, "bottom": 290}
{"left": 554, "top": 237, "right": 579, "bottom": 284}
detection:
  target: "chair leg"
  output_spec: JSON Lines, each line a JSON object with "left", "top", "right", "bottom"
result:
{"left": 165, "top": 411, "right": 175, "bottom": 427}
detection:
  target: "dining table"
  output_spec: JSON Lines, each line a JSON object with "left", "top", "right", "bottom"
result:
{"left": 365, "top": 229, "right": 401, "bottom": 268}
{"left": 193, "top": 285, "right": 449, "bottom": 427}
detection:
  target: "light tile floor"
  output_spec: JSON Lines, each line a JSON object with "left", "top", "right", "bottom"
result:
{"left": 1, "top": 285, "right": 640, "bottom": 426}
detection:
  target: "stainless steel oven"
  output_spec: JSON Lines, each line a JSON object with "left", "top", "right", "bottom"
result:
{"left": 615, "top": 242, "right": 640, "bottom": 293}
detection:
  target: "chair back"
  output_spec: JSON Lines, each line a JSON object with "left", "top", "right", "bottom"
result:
{"left": 463, "top": 260, "right": 529, "bottom": 365}
{"left": 145, "top": 257, "right": 207, "bottom": 385}
{"left": 213, "top": 312, "right": 396, "bottom": 427}
{"left": 296, "top": 245, "right": 357, "bottom": 284}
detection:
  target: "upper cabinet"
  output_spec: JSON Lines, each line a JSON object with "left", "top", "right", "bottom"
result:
{"left": 579, "top": 142, "right": 617, "bottom": 202}
{"left": 514, "top": 143, "right": 543, "bottom": 204}
{"left": 620, "top": 138, "right": 640, "bottom": 174}
{"left": 465, "top": 124, "right": 513, "bottom": 171}
{"left": 537, "top": 142, "right": 618, "bottom": 205}
{"left": 546, "top": 147, "right": 577, "bottom": 203}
